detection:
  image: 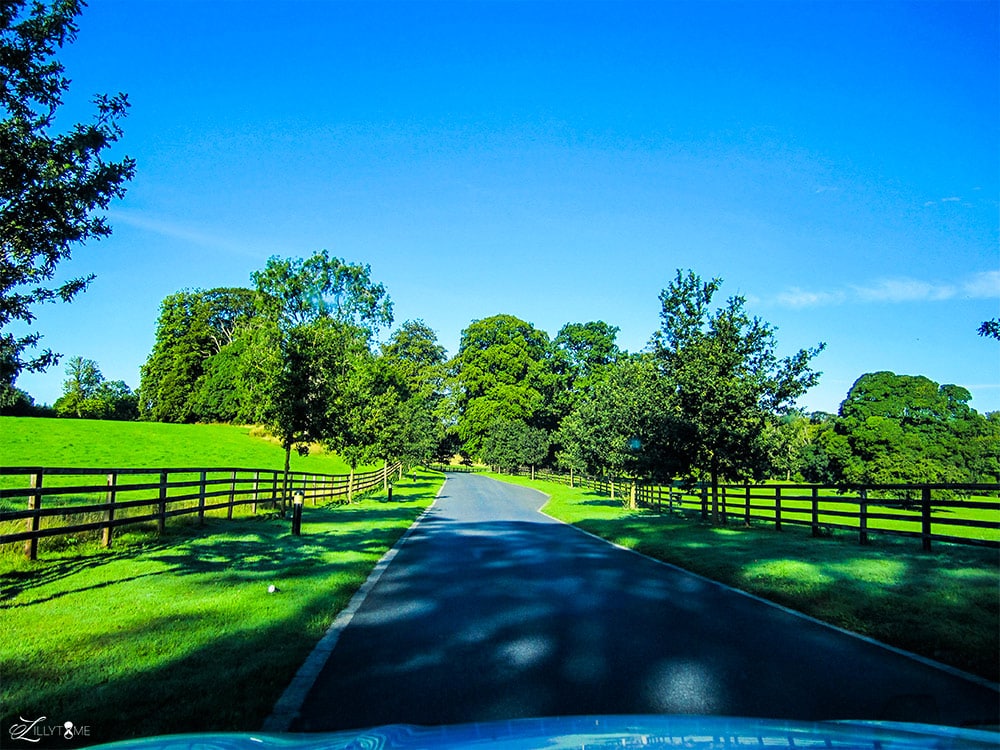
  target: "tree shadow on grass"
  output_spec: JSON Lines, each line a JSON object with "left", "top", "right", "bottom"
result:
{"left": 0, "top": 496, "right": 431, "bottom": 608}
{"left": 1, "top": 588, "right": 362, "bottom": 747}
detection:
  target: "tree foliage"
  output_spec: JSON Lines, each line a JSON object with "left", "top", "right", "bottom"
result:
{"left": 482, "top": 419, "right": 550, "bottom": 473}
{"left": 251, "top": 250, "right": 392, "bottom": 336}
{"left": 1, "top": 0, "right": 134, "bottom": 405}
{"left": 826, "top": 371, "right": 998, "bottom": 484}
{"left": 652, "top": 270, "right": 825, "bottom": 490}
{"left": 138, "top": 288, "right": 257, "bottom": 422}
{"left": 53, "top": 355, "right": 137, "bottom": 420}
{"left": 558, "top": 356, "right": 682, "bottom": 503}
{"left": 450, "top": 314, "right": 555, "bottom": 458}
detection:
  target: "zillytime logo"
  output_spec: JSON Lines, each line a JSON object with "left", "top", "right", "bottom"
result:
{"left": 9, "top": 717, "right": 91, "bottom": 743}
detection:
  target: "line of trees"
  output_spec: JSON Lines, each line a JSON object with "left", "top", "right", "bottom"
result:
{"left": 137, "top": 251, "right": 449, "bottom": 476}
{"left": 7, "top": 257, "right": 997, "bottom": 505}
{"left": 446, "top": 271, "right": 998, "bottom": 512}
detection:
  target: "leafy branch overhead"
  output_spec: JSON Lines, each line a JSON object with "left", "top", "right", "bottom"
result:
{"left": 1, "top": 0, "right": 134, "bottom": 404}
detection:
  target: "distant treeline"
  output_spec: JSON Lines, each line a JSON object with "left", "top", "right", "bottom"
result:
{"left": 7, "top": 258, "right": 997, "bottom": 494}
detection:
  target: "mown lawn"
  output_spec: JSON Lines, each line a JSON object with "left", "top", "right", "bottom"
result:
{"left": 0, "top": 417, "right": 372, "bottom": 475}
{"left": 492, "top": 473, "right": 1000, "bottom": 683}
{"left": 0, "top": 469, "right": 443, "bottom": 746}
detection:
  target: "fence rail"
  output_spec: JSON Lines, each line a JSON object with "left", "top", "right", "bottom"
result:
{"left": 516, "top": 468, "right": 1000, "bottom": 551}
{"left": 429, "top": 463, "right": 487, "bottom": 474}
{"left": 0, "top": 462, "right": 401, "bottom": 560}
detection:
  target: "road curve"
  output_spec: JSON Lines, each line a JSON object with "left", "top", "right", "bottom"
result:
{"left": 288, "top": 473, "right": 999, "bottom": 731}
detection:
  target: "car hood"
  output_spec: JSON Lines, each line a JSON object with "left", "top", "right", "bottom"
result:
{"left": 87, "top": 715, "right": 999, "bottom": 750}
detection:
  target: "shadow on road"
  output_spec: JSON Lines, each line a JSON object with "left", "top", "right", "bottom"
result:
{"left": 293, "top": 486, "right": 1000, "bottom": 732}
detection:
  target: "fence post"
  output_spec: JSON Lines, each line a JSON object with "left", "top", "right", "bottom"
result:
{"left": 700, "top": 484, "right": 708, "bottom": 520}
{"left": 228, "top": 470, "right": 236, "bottom": 520}
{"left": 103, "top": 472, "right": 117, "bottom": 548}
{"left": 252, "top": 471, "right": 260, "bottom": 514}
{"left": 859, "top": 488, "right": 869, "bottom": 545}
{"left": 198, "top": 471, "right": 207, "bottom": 525}
{"left": 921, "top": 485, "right": 932, "bottom": 552}
{"left": 720, "top": 484, "right": 728, "bottom": 524}
{"left": 811, "top": 486, "right": 819, "bottom": 537}
{"left": 745, "top": 484, "right": 751, "bottom": 526}
{"left": 158, "top": 471, "right": 168, "bottom": 535}
{"left": 24, "top": 470, "right": 43, "bottom": 560}
{"left": 774, "top": 487, "right": 782, "bottom": 531}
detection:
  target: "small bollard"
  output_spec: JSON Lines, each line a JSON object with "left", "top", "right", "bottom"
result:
{"left": 291, "top": 492, "right": 303, "bottom": 536}
{"left": 387, "top": 485, "right": 393, "bottom": 502}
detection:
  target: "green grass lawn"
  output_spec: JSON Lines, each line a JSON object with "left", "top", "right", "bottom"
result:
{"left": 492, "top": 473, "right": 1000, "bottom": 683}
{"left": 0, "top": 469, "right": 444, "bottom": 746}
{"left": 0, "top": 416, "right": 367, "bottom": 474}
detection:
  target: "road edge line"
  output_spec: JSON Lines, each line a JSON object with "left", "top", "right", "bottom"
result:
{"left": 261, "top": 478, "right": 448, "bottom": 732}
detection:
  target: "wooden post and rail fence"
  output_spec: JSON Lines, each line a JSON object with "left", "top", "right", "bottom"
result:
{"left": 1, "top": 462, "right": 402, "bottom": 560}
{"left": 503, "top": 467, "right": 1000, "bottom": 552}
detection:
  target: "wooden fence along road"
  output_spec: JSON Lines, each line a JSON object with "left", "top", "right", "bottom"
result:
{"left": 0, "top": 463, "right": 401, "bottom": 560}
{"left": 512, "top": 469, "right": 1000, "bottom": 551}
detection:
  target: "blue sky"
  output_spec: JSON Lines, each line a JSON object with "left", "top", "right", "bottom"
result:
{"left": 13, "top": 0, "right": 1000, "bottom": 414}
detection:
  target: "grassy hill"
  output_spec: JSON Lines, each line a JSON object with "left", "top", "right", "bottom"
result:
{"left": 0, "top": 417, "right": 364, "bottom": 474}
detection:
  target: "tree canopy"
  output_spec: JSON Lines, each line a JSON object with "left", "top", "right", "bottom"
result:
{"left": 450, "top": 314, "right": 556, "bottom": 457}
{"left": 825, "top": 371, "right": 998, "bottom": 484}
{"left": 652, "top": 270, "right": 825, "bottom": 488}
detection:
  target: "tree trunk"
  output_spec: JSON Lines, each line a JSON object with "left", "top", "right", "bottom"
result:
{"left": 348, "top": 466, "right": 355, "bottom": 503}
{"left": 610, "top": 478, "right": 615, "bottom": 500}
{"left": 570, "top": 467, "right": 575, "bottom": 488}
{"left": 629, "top": 480, "right": 637, "bottom": 510}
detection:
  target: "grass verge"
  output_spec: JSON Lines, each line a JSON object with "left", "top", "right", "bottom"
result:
{"left": 491, "top": 473, "right": 1000, "bottom": 684}
{"left": 0, "top": 417, "right": 375, "bottom": 475}
{"left": 0, "top": 469, "right": 443, "bottom": 747}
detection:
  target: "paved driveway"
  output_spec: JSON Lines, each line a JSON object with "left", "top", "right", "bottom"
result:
{"left": 287, "top": 473, "right": 999, "bottom": 731}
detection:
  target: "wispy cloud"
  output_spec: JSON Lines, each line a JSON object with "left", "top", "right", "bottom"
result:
{"left": 769, "top": 271, "right": 1000, "bottom": 308}
{"left": 963, "top": 270, "right": 1000, "bottom": 297}
{"left": 775, "top": 288, "right": 847, "bottom": 308}
{"left": 851, "top": 278, "right": 956, "bottom": 303}
{"left": 923, "top": 196, "right": 964, "bottom": 207}
{"left": 108, "top": 209, "right": 262, "bottom": 259}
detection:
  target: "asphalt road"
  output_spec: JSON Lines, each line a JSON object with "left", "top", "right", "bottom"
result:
{"left": 288, "top": 473, "right": 999, "bottom": 731}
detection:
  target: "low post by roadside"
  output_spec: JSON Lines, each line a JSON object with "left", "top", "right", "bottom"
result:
{"left": 291, "top": 492, "right": 304, "bottom": 536}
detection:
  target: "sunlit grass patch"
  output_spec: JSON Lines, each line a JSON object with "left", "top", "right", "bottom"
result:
{"left": 743, "top": 559, "right": 834, "bottom": 587}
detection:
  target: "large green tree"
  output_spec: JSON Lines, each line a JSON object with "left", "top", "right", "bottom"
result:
{"left": 379, "top": 320, "right": 449, "bottom": 467}
{"left": 558, "top": 356, "right": 680, "bottom": 506}
{"left": 652, "top": 269, "right": 825, "bottom": 520}
{"left": 450, "top": 314, "right": 556, "bottom": 459}
{"left": 138, "top": 288, "right": 257, "bottom": 422}
{"left": 55, "top": 355, "right": 102, "bottom": 417}
{"left": 245, "top": 252, "right": 393, "bottom": 482}
{"left": 829, "top": 371, "right": 998, "bottom": 484}
{"left": 1, "top": 0, "right": 134, "bottom": 406}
